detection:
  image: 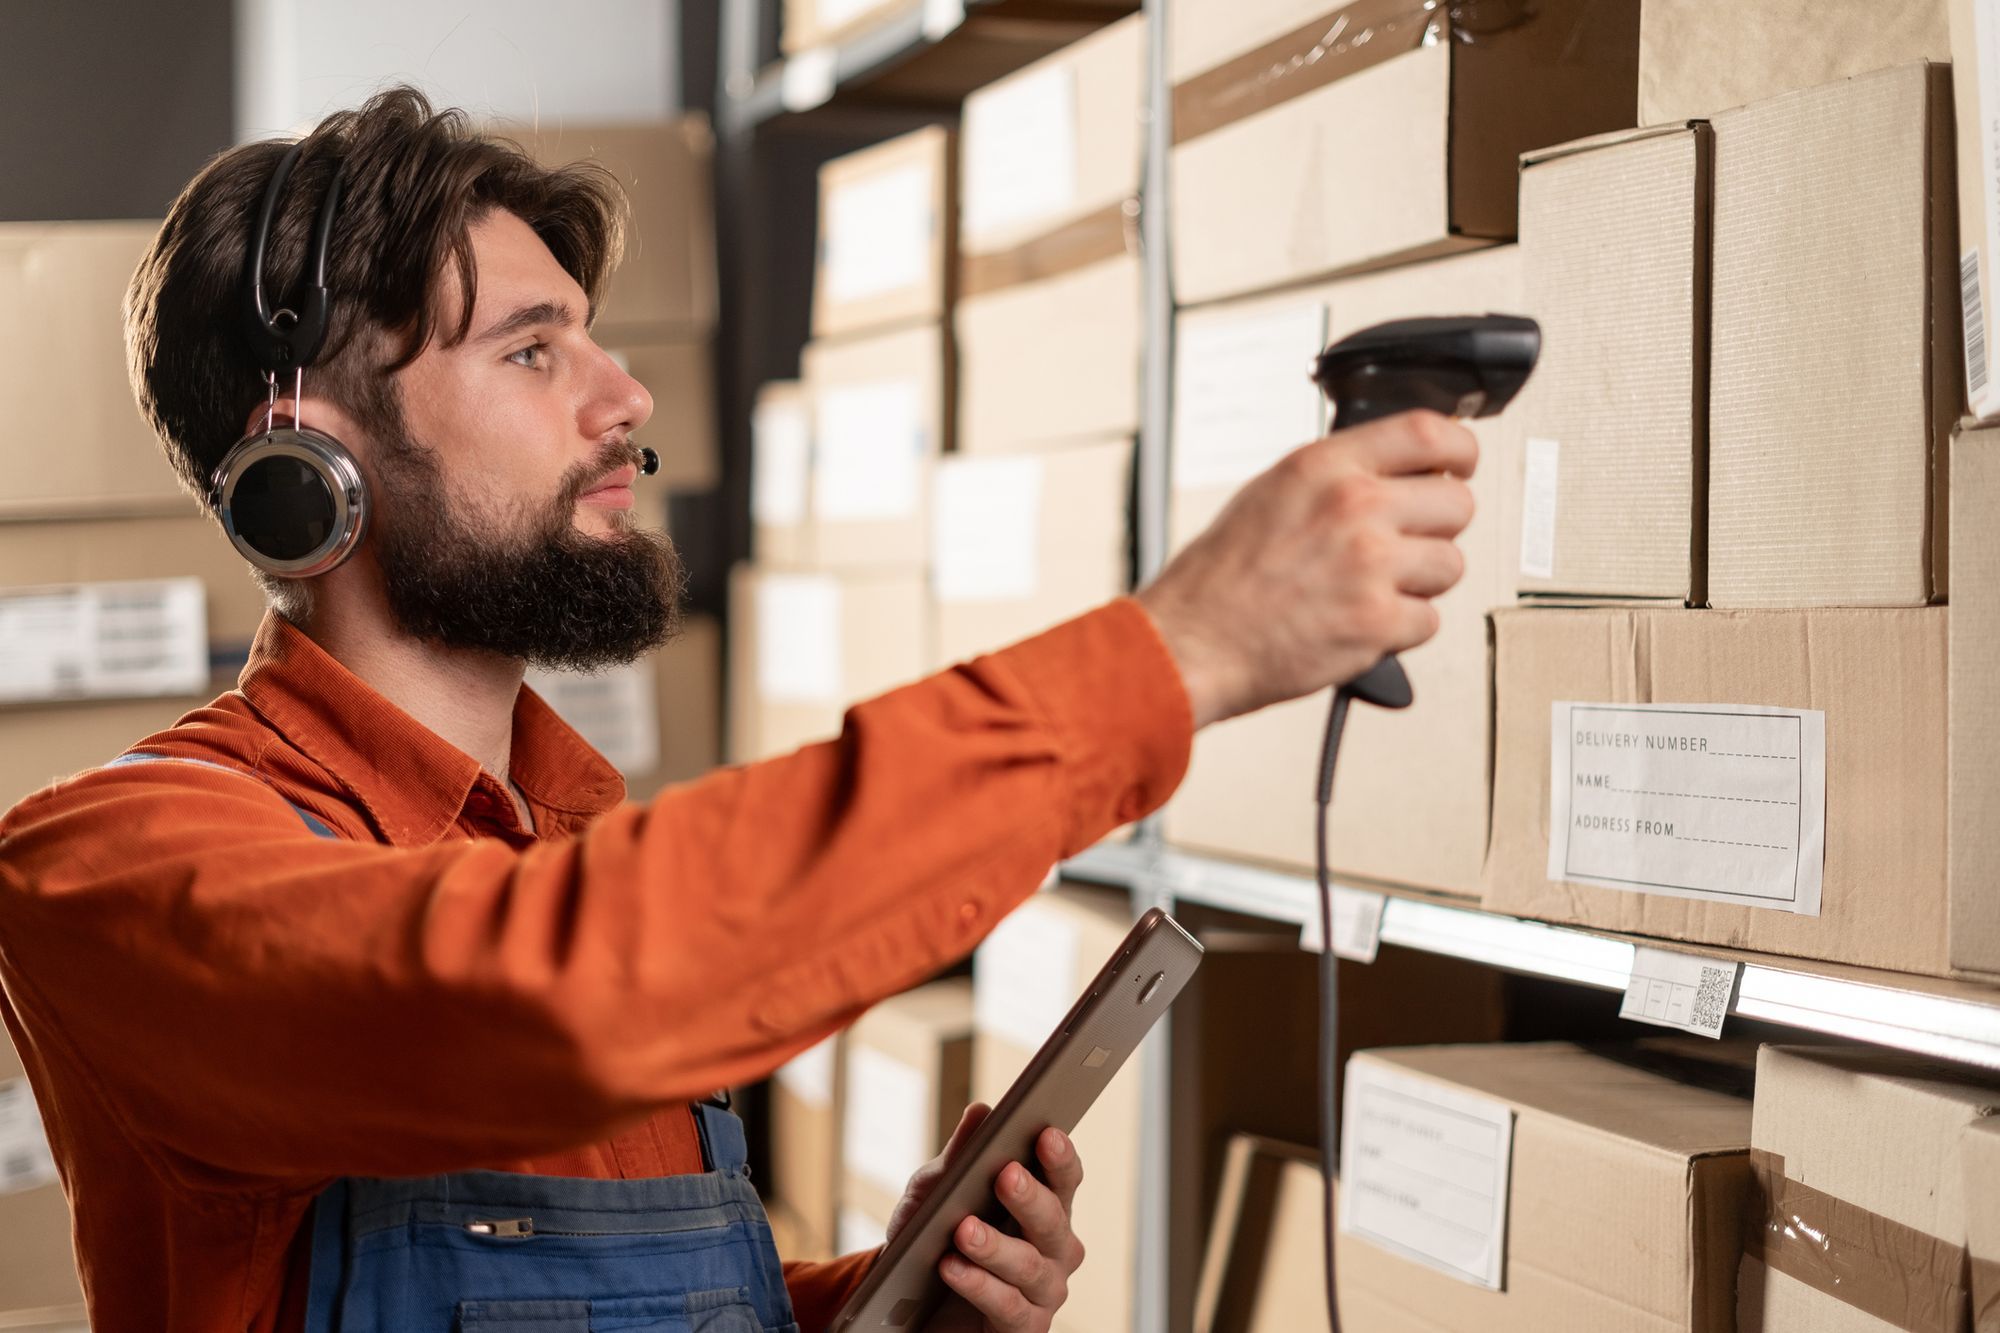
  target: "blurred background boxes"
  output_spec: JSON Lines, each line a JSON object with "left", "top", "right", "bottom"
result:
{"left": 813, "top": 127, "right": 955, "bottom": 341}
{"left": 1486, "top": 605, "right": 1950, "bottom": 976}
{"left": 0, "top": 1030, "right": 85, "bottom": 1324}
{"left": 768, "top": 1034, "right": 844, "bottom": 1261}
{"left": 1706, "top": 63, "right": 1956, "bottom": 609}
{"left": 1738, "top": 1046, "right": 1999, "bottom": 1332}
{"left": 955, "top": 16, "right": 1144, "bottom": 453}
{"left": 1953, "top": 425, "right": 2000, "bottom": 980}
{"left": 1517, "top": 122, "right": 1710, "bottom": 603}
{"left": 1161, "top": 245, "right": 1523, "bottom": 898}
{"left": 1166, "top": 0, "right": 1639, "bottom": 307}
{"left": 528, "top": 614, "right": 723, "bottom": 800}
{"left": 929, "top": 437, "right": 1132, "bottom": 668}
{"left": 751, "top": 380, "right": 813, "bottom": 567}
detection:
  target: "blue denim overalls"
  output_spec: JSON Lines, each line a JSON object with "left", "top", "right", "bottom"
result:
{"left": 106, "top": 756, "right": 800, "bottom": 1332}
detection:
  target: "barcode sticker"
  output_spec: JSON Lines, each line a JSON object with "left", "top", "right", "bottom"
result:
{"left": 1519, "top": 437, "right": 1559, "bottom": 580}
{"left": 1620, "top": 947, "right": 1739, "bottom": 1039}
{"left": 0, "top": 577, "right": 208, "bottom": 703}
{"left": 1965, "top": 249, "right": 1990, "bottom": 404}
{"left": 1298, "top": 887, "right": 1387, "bottom": 963}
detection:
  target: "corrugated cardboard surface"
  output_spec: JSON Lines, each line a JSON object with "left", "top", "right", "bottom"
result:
{"left": 972, "top": 886, "right": 1137, "bottom": 1333}
{"left": 509, "top": 119, "right": 718, "bottom": 338}
{"left": 1168, "top": 0, "right": 1638, "bottom": 307}
{"left": 1192, "top": 1136, "right": 1328, "bottom": 1333}
{"left": 0, "top": 223, "right": 188, "bottom": 521}
{"left": 813, "top": 128, "right": 955, "bottom": 340}
{"left": 959, "top": 15, "right": 1144, "bottom": 257}
{"left": 1963, "top": 1117, "right": 2000, "bottom": 1331}
{"left": 1740, "top": 1046, "right": 2000, "bottom": 1333}
{"left": 608, "top": 337, "right": 718, "bottom": 493}
{"left": 0, "top": 1033, "right": 84, "bottom": 1319}
{"left": 1951, "top": 428, "right": 2000, "bottom": 977}
{"left": 1339, "top": 1043, "right": 1751, "bottom": 1332}
{"left": 1162, "top": 247, "right": 1522, "bottom": 897}
{"left": 726, "top": 565, "right": 931, "bottom": 763}
{"left": 840, "top": 979, "right": 974, "bottom": 1225}
{"left": 1486, "top": 606, "right": 1951, "bottom": 975}
{"left": 1640, "top": 0, "right": 1949, "bottom": 124}
{"left": 799, "top": 322, "right": 949, "bottom": 571}
{"left": 1707, "top": 63, "right": 1955, "bottom": 608}
{"left": 932, "top": 437, "right": 1131, "bottom": 667}
{"left": 956, "top": 254, "right": 1141, "bottom": 452}
{"left": 1519, "top": 123, "right": 1708, "bottom": 601}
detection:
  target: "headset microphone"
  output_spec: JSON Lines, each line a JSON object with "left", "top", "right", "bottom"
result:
{"left": 638, "top": 446, "right": 660, "bottom": 477}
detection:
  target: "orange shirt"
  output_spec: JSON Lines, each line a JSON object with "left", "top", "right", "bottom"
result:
{"left": 0, "top": 598, "right": 1191, "bottom": 1331}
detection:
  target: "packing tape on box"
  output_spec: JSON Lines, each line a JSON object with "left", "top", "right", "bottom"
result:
{"left": 1170, "top": 0, "right": 1535, "bottom": 146}
{"left": 959, "top": 198, "right": 1139, "bottom": 298}
{"left": 1745, "top": 1149, "right": 1970, "bottom": 1332}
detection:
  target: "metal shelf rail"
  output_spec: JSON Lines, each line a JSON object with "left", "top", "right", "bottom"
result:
{"left": 1066, "top": 839, "right": 2000, "bottom": 1073}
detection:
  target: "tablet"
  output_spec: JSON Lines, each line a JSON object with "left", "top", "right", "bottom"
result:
{"left": 831, "top": 906, "right": 1205, "bottom": 1330}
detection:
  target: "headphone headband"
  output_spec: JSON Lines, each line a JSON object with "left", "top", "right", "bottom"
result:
{"left": 244, "top": 141, "right": 344, "bottom": 375}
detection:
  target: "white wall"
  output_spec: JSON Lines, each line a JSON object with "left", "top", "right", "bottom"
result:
{"left": 235, "top": 0, "right": 680, "bottom": 142}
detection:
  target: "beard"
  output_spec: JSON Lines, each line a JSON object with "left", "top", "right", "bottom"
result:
{"left": 369, "top": 432, "right": 685, "bottom": 672}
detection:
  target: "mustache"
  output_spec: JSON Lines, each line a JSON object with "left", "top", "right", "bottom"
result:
{"left": 554, "top": 439, "right": 646, "bottom": 510}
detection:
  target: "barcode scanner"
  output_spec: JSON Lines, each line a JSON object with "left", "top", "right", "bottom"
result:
{"left": 1307, "top": 313, "right": 1540, "bottom": 1330}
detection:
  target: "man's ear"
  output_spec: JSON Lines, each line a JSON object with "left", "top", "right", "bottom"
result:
{"left": 234, "top": 393, "right": 364, "bottom": 448}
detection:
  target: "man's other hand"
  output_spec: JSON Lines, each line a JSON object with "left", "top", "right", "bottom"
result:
{"left": 886, "top": 1104, "right": 1087, "bottom": 1333}
{"left": 1136, "top": 408, "right": 1479, "bottom": 728}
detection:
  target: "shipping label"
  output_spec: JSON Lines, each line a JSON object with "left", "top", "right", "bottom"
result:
{"left": 1172, "top": 304, "right": 1328, "bottom": 491}
{"left": 824, "top": 164, "right": 932, "bottom": 303}
{"left": 1519, "top": 436, "right": 1559, "bottom": 579}
{"left": 0, "top": 576, "right": 208, "bottom": 704}
{"left": 961, "top": 64, "right": 1078, "bottom": 241}
{"left": 814, "top": 378, "right": 925, "bottom": 521}
{"left": 843, "top": 1046, "right": 931, "bottom": 1195}
{"left": 1297, "top": 886, "right": 1387, "bottom": 963}
{"left": 973, "top": 900, "right": 1080, "bottom": 1050}
{"left": 756, "top": 573, "right": 844, "bottom": 704}
{"left": 751, "top": 396, "right": 812, "bottom": 528}
{"left": 776, "top": 1035, "right": 839, "bottom": 1108}
{"left": 525, "top": 658, "right": 661, "bottom": 777}
{"left": 1620, "top": 946, "right": 1740, "bottom": 1040}
{"left": 933, "top": 456, "right": 1043, "bottom": 603}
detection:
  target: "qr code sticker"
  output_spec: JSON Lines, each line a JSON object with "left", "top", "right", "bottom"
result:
{"left": 1690, "top": 965, "right": 1734, "bottom": 1033}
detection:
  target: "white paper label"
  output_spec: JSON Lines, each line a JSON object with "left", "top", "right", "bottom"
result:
{"left": 776, "top": 1035, "right": 839, "bottom": 1108}
{"left": 1548, "top": 702, "right": 1827, "bottom": 915}
{"left": 962, "top": 65, "right": 1078, "bottom": 241}
{"left": 933, "top": 456, "right": 1044, "bottom": 603}
{"left": 0, "top": 1080, "right": 58, "bottom": 1197}
{"left": 814, "top": 379, "right": 925, "bottom": 522}
{"left": 1519, "top": 436, "right": 1559, "bottom": 579}
{"left": 921, "top": 0, "right": 965, "bottom": 39}
{"left": 781, "top": 49, "right": 837, "bottom": 112}
{"left": 839, "top": 1206, "right": 889, "bottom": 1255}
{"left": 1973, "top": 0, "right": 2000, "bottom": 415}
{"left": 1620, "top": 947, "right": 1739, "bottom": 1040}
{"left": 752, "top": 396, "right": 812, "bottom": 528}
{"left": 844, "top": 1045, "right": 932, "bottom": 1196}
{"left": 0, "top": 577, "right": 208, "bottom": 704}
{"left": 1298, "top": 886, "right": 1387, "bottom": 963}
{"left": 974, "top": 903, "right": 1081, "bottom": 1051}
{"left": 525, "top": 659, "right": 661, "bottom": 776}
{"left": 756, "top": 573, "right": 844, "bottom": 704}
{"left": 1340, "top": 1060, "right": 1514, "bottom": 1290}
{"left": 825, "top": 164, "right": 932, "bottom": 304}
{"left": 1173, "top": 305, "right": 1328, "bottom": 491}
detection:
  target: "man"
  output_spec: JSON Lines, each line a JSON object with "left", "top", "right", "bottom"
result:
{"left": 0, "top": 88, "right": 1476, "bottom": 1331}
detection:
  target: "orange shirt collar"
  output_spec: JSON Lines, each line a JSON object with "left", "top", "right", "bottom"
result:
{"left": 236, "top": 613, "right": 626, "bottom": 845}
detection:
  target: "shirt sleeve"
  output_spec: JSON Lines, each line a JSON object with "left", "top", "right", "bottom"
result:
{"left": 784, "top": 1252, "right": 880, "bottom": 1332}
{"left": 0, "top": 598, "right": 1192, "bottom": 1193}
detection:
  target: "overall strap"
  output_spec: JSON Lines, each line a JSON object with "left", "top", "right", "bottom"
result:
{"left": 105, "top": 753, "right": 339, "bottom": 839}
{"left": 694, "top": 1095, "right": 750, "bottom": 1175}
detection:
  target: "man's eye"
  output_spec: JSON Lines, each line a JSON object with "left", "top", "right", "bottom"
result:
{"left": 507, "top": 343, "right": 547, "bottom": 368}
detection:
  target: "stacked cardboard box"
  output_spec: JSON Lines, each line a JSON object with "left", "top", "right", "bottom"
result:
{"left": 768, "top": 1033, "right": 844, "bottom": 1261}
{"left": 1739, "top": 1046, "right": 1999, "bottom": 1332}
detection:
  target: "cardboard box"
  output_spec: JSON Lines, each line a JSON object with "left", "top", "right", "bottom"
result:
{"left": 0, "top": 223, "right": 190, "bottom": 521}
{"left": 840, "top": 978, "right": 974, "bottom": 1227}
{"left": 1193, "top": 1136, "right": 1327, "bottom": 1333}
{"left": 1952, "top": 0, "right": 2000, "bottom": 421}
{"left": 930, "top": 437, "right": 1131, "bottom": 667}
{"left": 1336, "top": 1042, "right": 1752, "bottom": 1331}
{"left": 726, "top": 565, "right": 931, "bottom": 763}
{"left": 1161, "top": 246, "right": 1524, "bottom": 897}
{"left": 1167, "top": 0, "right": 1637, "bottom": 307}
{"left": 1707, "top": 63, "right": 1957, "bottom": 608}
{"left": 510, "top": 119, "right": 718, "bottom": 337}
{"left": 1518, "top": 123, "right": 1710, "bottom": 602}
{"left": 800, "top": 322, "right": 949, "bottom": 571}
{"left": 783, "top": 0, "right": 910, "bottom": 54}
{"left": 533, "top": 613, "right": 720, "bottom": 802}
{"left": 813, "top": 129, "right": 955, "bottom": 340}
{"left": 1963, "top": 1117, "right": 2000, "bottom": 1329}
{"left": 0, "top": 1031, "right": 85, "bottom": 1322}
{"left": 1486, "top": 606, "right": 1952, "bottom": 976}
{"left": 1955, "top": 427, "right": 2000, "bottom": 979}
{"left": 770, "top": 1033, "right": 844, "bottom": 1260}
{"left": 1740, "top": 1046, "right": 1999, "bottom": 1333}
{"left": 956, "top": 17, "right": 1144, "bottom": 452}
{"left": 1641, "top": 0, "right": 1948, "bottom": 124}
{"left": 752, "top": 381, "right": 813, "bottom": 567}
{"left": 607, "top": 338, "right": 717, "bottom": 493}
{"left": 972, "top": 885, "right": 1137, "bottom": 1333}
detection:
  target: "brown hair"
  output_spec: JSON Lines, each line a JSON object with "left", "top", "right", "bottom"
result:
{"left": 126, "top": 84, "right": 626, "bottom": 506}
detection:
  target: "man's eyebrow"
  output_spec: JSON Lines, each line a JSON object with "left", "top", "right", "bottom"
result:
{"left": 475, "top": 299, "right": 578, "bottom": 344}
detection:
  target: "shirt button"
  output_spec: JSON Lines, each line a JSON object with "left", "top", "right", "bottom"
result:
{"left": 958, "top": 901, "right": 980, "bottom": 928}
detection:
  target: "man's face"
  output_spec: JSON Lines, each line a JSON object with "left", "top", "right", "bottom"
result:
{"left": 363, "top": 210, "right": 684, "bottom": 670}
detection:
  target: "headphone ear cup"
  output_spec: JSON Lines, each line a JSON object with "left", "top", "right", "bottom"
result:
{"left": 213, "top": 426, "right": 369, "bottom": 577}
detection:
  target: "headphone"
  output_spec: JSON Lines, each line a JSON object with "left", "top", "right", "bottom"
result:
{"left": 210, "top": 141, "right": 660, "bottom": 579}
